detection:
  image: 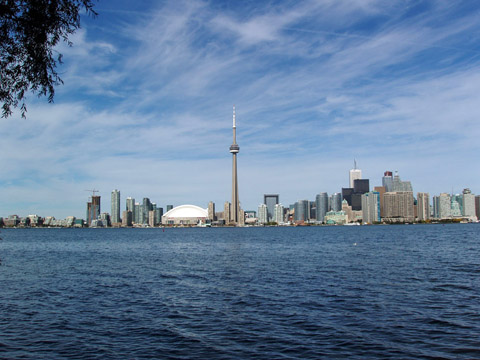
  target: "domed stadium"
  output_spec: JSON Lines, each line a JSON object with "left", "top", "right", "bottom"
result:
{"left": 161, "top": 204, "right": 208, "bottom": 225}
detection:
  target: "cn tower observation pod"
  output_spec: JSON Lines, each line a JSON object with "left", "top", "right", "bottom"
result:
{"left": 161, "top": 204, "right": 208, "bottom": 225}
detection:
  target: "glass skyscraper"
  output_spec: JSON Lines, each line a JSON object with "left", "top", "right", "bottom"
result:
{"left": 294, "top": 200, "right": 309, "bottom": 222}
{"left": 111, "top": 189, "right": 121, "bottom": 224}
{"left": 315, "top": 192, "right": 328, "bottom": 223}
{"left": 264, "top": 194, "right": 279, "bottom": 222}
{"left": 126, "top": 197, "right": 135, "bottom": 223}
{"left": 382, "top": 171, "right": 393, "bottom": 192}
{"left": 331, "top": 192, "right": 342, "bottom": 212}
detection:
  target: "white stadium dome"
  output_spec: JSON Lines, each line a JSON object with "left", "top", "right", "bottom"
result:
{"left": 162, "top": 204, "right": 208, "bottom": 225}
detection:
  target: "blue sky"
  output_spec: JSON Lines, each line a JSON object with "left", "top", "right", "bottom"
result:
{"left": 2, "top": 0, "right": 480, "bottom": 218}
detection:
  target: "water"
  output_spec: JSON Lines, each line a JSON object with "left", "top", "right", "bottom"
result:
{"left": 1, "top": 224, "right": 479, "bottom": 359}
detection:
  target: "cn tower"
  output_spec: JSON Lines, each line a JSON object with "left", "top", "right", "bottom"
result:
{"left": 230, "top": 105, "right": 240, "bottom": 224}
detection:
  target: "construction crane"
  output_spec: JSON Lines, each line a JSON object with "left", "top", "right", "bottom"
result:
{"left": 85, "top": 189, "right": 99, "bottom": 200}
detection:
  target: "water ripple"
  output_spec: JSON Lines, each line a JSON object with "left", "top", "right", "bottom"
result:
{"left": 1, "top": 225, "right": 480, "bottom": 359}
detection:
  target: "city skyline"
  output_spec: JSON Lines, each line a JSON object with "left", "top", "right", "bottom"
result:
{"left": 1, "top": 1, "right": 480, "bottom": 218}
{"left": 2, "top": 163, "right": 478, "bottom": 221}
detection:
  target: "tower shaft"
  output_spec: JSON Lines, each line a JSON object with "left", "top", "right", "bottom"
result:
{"left": 232, "top": 152, "right": 239, "bottom": 223}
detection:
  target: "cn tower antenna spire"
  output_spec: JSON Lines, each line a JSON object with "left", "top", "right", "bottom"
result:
{"left": 232, "top": 105, "right": 237, "bottom": 144}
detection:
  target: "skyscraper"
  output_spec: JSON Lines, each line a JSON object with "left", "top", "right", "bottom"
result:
{"left": 361, "top": 191, "right": 380, "bottom": 224}
{"left": 374, "top": 186, "right": 386, "bottom": 218}
{"left": 126, "top": 197, "right": 135, "bottom": 222}
{"left": 134, "top": 202, "right": 140, "bottom": 224}
{"left": 342, "top": 187, "right": 354, "bottom": 206}
{"left": 264, "top": 194, "right": 279, "bottom": 222}
{"left": 349, "top": 160, "right": 362, "bottom": 188}
{"left": 382, "top": 171, "right": 393, "bottom": 192}
{"left": 392, "top": 171, "right": 413, "bottom": 192}
{"left": 352, "top": 178, "right": 369, "bottom": 211}
{"left": 274, "top": 203, "right": 284, "bottom": 224}
{"left": 86, "top": 195, "right": 101, "bottom": 226}
{"left": 294, "top": 200, "right": 309, "bottom": 222}
{"left": 462, "top": 188, "right": 476, "bottom": 218}
{"left": 134, "top": 198, "right": 152, "bottom": 224}
{"left": 417, "top": 192, "right": 430, "bottom": 221}
{"left": 315, "top": 192, "right": 328, "bottom": 223}
{"left": 224, "top": 201, "right": 231, "bottom": 224}
{"left": 122, "top": 210, "right": 133, "bottom": 227}
{"left": 208, "top": 201, "right": 216, "bottom": 221}
{"left": 383, "top": 191, "right": 414, "bottom": 222}
{"left": 258, "top": 204, "right": 268, "bottom": 224}
{"left": 475, "top": 195, "right": 480, "bottom": 220}
{"left": 230, "top": 105, "right": 240, "bottom": 224}
{"left": 433, "top": 193, "right": 451, "bottom": 219}
{"left": 353, "top": 179, "right": 369, "bottom": 194}
{"left": 111, "top": 189, "right": 121, "bottom": 224}
{"left": 330, "top": 192, "right": 342, "bottom": 212}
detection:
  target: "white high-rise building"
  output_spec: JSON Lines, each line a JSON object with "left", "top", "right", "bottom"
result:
{"left": 349, "top": 160, "right": 362, "bottom": 188}
{"left": 462, "top": 188, "right": 476, "bottom": 219}
{"left": 361, "top": 191, "right": 380, "bottom": 224}
{"left": 462, "top": 189, "right": 475, "bottom": 216}
{"left": 111, "top": 189, "right": 121, "bottom": 224}
{"left": 417, "top": 192, "right": 430, "bottom": 221}
{"left": 273, "top": 203, "right": 284, "bottom": 224}
{"left": 434, "top": 193, "right": 451, "bottom": 219}
{"left": 258, "top": 204, "right": 268, "bottom": 224}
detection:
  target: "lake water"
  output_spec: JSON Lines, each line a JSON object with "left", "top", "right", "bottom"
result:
{"left": 1, "top": 224, "right": 479, "bottom": 359}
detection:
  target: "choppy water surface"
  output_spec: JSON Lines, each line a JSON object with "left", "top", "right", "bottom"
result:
{"left": 1, "top": 224, "right": 480, "bottom": 359}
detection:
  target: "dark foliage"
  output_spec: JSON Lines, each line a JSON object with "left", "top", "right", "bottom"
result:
{"left": 0, "top": 0, "right": 97, "bottom": 117}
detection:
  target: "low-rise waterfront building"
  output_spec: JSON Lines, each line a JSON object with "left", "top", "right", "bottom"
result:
{"left": 324, "top": 210, "right": 348, "bottom": 225}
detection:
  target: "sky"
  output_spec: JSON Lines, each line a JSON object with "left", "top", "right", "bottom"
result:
{"left": 2, "top": 0, "right": 480, "bottom": 219}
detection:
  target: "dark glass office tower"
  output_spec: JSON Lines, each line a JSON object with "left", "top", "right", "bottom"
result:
{"left": 353, "top": 179, "right": 369, "bottom": 194}
{"left": 264, "top": 194, "right": 279, "bottom": 222}
{"left": 342, "top": 188, "right": 354, "bottom": 206}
